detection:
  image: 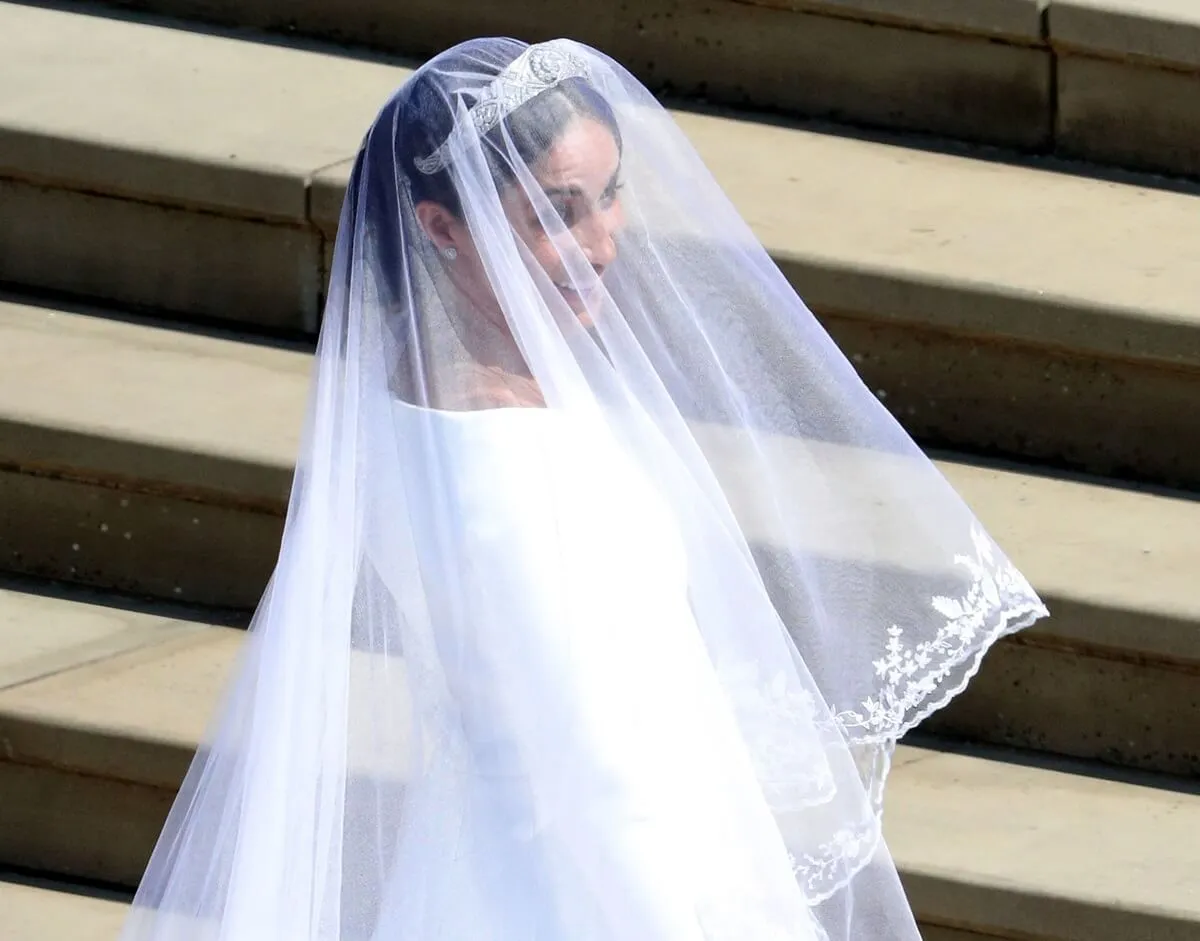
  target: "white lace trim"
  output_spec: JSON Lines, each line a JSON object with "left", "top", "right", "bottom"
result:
{"left": 731, "top": 523, "right": 1045, "bottom": 904}
{"left": 834, "top": 523, "right": 1047, "bottom": 746}
{"left": 787, "top": 814, "right": 882, "bottom": 905}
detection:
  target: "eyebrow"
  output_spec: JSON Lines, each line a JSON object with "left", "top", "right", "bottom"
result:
{"left": 541, "top": 169, "right": 621, "bottom": 201}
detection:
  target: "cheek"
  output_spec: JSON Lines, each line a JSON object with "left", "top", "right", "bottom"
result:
{"left": 608, "top": 199, "right": 627, "bottom": 235}
{"left": 529, "top": 238, "right": 565, "bottom": 279}
{"left": 503, "top": 203, "right": 565, "bottom": 278}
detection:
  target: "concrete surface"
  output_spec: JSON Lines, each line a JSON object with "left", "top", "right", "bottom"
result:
{"left": 3, "top": 3, "right": 1198, "bottom": 372}
{"left": 0, "top": 300, "right": 307, "bottom": 494}
{"left": 0, "top": 468, "right": 283, "bottom": 608}
{"left": 924, "top": 637, "right": 1200, "bottom": 776}
{"left": 770, "top": 0, "right": 1046, "bottom": 38}
{"left": 0, "top": 601, "right": 1196, "bottom": 937}
{"left": 57, "top": 0, "right": 1200, "bottom": 177}
{"left": 919, "top": 930, "right": 998, "bottom": 941}
{"left": 667, "top": 109, "right": 1200, "bottom": 367}
{"left": 0, "top": 627, "right": 238, "bottom": 787}
{"left": 3, "top": 2, "right": 1199, "bottom": 479}
{"left": 1056, "top": 54, "right": 1200, "bottom": 180}
{"left": 313, "top": 110, "right": 1200, "bottom": 489}
{"left": 71, "top": 0, "right": 1053, "bottom": 147}
{"left": 823, "top": 314, "right": 1200, "bottom": 488}
{"left": 936, "top": 463, "right": 1200, "bottom": 651}
{"left": 2, "top": 292, "right": 1199, "bottom": 772}
{"left": 1050, "top": 0, "right": 1200, "bottom": 68}
{"left": 1048, "top": 0, "right": 1200, "bottom": 178}
{"left": 308, "top": 111, "right": 1200, "bottom": 368}
{"left": 4, "top": 295, "right": 1200, "bottom": 633}
{"left": 0, "top": 298, "right": 305, "bottom": 605}
{"left": 0, "top": 2, "right": 404, "bottom": 328}
{"left": 0, "top": 178, "right": 323, "bottom": 331}
{"left": 0, "top": 3, "right": 406, "bottom": 220}
{"left": 892, "top": 745, "right": 1200, "bottom": 941}
{"left": 632, "top": 6, "right": 1050, "bottom": 148}
{"left": 2, "top": 875, "right": 129, "bottom": 941}
{"left": 2, "top": 4, "right": 1197, "bottom": 936}
{"left": 0, "top": 584, "right": 204, "bottom": 692}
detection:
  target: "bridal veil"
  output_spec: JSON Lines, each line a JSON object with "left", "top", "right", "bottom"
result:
{"left": 120, "top": 37, "right": 1047, "bottom": 941}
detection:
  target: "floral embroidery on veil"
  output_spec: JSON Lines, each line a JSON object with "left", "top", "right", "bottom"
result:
{"left": 835, "top": 524, "right": 1045, "bottom": 744}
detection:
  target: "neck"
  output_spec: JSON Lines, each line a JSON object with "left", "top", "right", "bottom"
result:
{"left": 435, "top": 285, "right": 544, "bottom": 409}
{"left": 444, "top": 272, "right": 531, "bottom": 377}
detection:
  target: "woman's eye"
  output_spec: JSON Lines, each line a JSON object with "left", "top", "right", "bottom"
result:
{"left": 599, "top": 182, "right": 624, "bottom": 209}
{"left": 551, "top": 201, "right": 577, "bottom": 227}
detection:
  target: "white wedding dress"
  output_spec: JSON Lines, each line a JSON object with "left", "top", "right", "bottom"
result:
{"left": 374, "top": 399, "right": 824, "bottom": 941}
{"left": 116, "top": 39, "right": 1044, "bottom": 941}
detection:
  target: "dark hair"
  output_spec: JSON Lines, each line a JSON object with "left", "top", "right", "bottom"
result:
{"left": 395, "top": 43, "right": 622, "bottom": 216}
{"left": 332, "top": 42, "right": 621, "bottom": 348}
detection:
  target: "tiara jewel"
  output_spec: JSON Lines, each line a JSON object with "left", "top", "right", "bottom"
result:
{"left": 414, "top": 41, "right": 591, "bottom": 175}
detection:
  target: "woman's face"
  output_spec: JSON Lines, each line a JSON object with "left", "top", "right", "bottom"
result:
{"left": 502, "top": 116, "right": 625, "bottom": 321}
{"left": 420, "top": 116, "right": 625, "bottom": 329}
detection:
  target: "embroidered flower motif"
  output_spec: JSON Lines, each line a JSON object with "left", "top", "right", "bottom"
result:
{"left": 720, "top": 663, "right": 837, "bottom": 809}
{"left": 835, "top": 523, "right": 1044, "bottom": 743}
{"left": 716, "top": 524, "right": 1043, "bottom": 907}
{"left": 787, "top": 816, "right": 881, "bottom": 900}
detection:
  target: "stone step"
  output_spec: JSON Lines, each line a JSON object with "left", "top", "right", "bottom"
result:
{"left": 2, "top": 294, "right": 1198, "bottom": 777}
{"left": 1, "top": 871, "right": 130, "bottom": 941}
{"left": 74, "top": 0, "right": 1200, "bottom": 179}
{"left": 3, "top": 4, "right": 1200, "bottom": 486}
{"left": 0, "top": 589, "right": 1196, "bottom": 941}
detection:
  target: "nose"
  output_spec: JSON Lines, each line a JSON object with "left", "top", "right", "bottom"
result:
{"left": 577, "top": 206, "right": 619, "bottom": 270}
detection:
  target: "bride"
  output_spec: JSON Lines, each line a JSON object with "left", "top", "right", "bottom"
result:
{"left": 120, "top": 38, "right": 1047, "bottom": 941}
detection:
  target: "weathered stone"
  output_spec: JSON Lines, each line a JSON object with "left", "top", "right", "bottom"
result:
{"left": 0, "top": 2, "right": 405, "bottom": 221}
{"left": 822, "top": 313, "right": 1200, "bottom": 489}
{"left": 0, "top": 761, "right": 170, "bottom": 887}
{"left": 746, "top": 0, "right": 1045, "bottom": 38}
{"left": 67, "top": 0, "right": 1052, "bottom": 149}
{"left": 1057, "top": 53, "right": 1200, "bottom": 179}
{"left": 0, "top": 470, "right": 283, "bottom": 610}
{"left": 0, "top": 180, "right": 322, "bottom": 331}
{"left": 1050, "top": 0, "right": 1200, "bottom": 69}
{"left": 891, "top": 748, "right": 1200, "bottom": 941}
{"left": 2, "top": 878, "right": 129, "bottom": 941}
{"left": 925, "top": 637, "right": 1200, "bottom": 777}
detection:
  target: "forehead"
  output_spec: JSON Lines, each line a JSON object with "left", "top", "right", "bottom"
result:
{"left": 533, "top": 117, "right": 620, "bottom": 190}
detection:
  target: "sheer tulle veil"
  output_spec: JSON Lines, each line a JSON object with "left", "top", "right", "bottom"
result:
{"left": 119, "top": 37, "right": 1047, "bottom": 941}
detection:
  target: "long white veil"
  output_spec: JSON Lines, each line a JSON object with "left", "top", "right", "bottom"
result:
{"left": 120, "top": 38, "right": 1047, "bottom": 941}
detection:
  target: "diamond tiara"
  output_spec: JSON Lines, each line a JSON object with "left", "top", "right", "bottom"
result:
{"left": 413, "top": 40, "right": 592, "bottom": 176}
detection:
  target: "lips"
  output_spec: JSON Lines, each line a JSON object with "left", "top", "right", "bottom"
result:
{"left": 554, "top": 281, "right": 584, "bottom": 303}
{"left": 553, "top": 271, "right": 603, "bottom": 298}
{"left": 551, "top": 268, "right": 606, "bottom": 313}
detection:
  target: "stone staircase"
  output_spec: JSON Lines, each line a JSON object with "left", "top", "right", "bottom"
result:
{"left": 1, "top": 2, "right": 1198, "bottom": 939}
{"left": 63, "top": 0, "right": 1200, "bottom": 178}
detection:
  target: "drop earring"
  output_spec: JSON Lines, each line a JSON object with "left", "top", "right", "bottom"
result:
{"left": 442, "top": 246, "right": 458, "bottom": 261}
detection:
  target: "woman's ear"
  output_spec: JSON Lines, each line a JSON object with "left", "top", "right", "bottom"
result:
{"left": 415, "top": 200, "right": 462, "bottom": 255}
